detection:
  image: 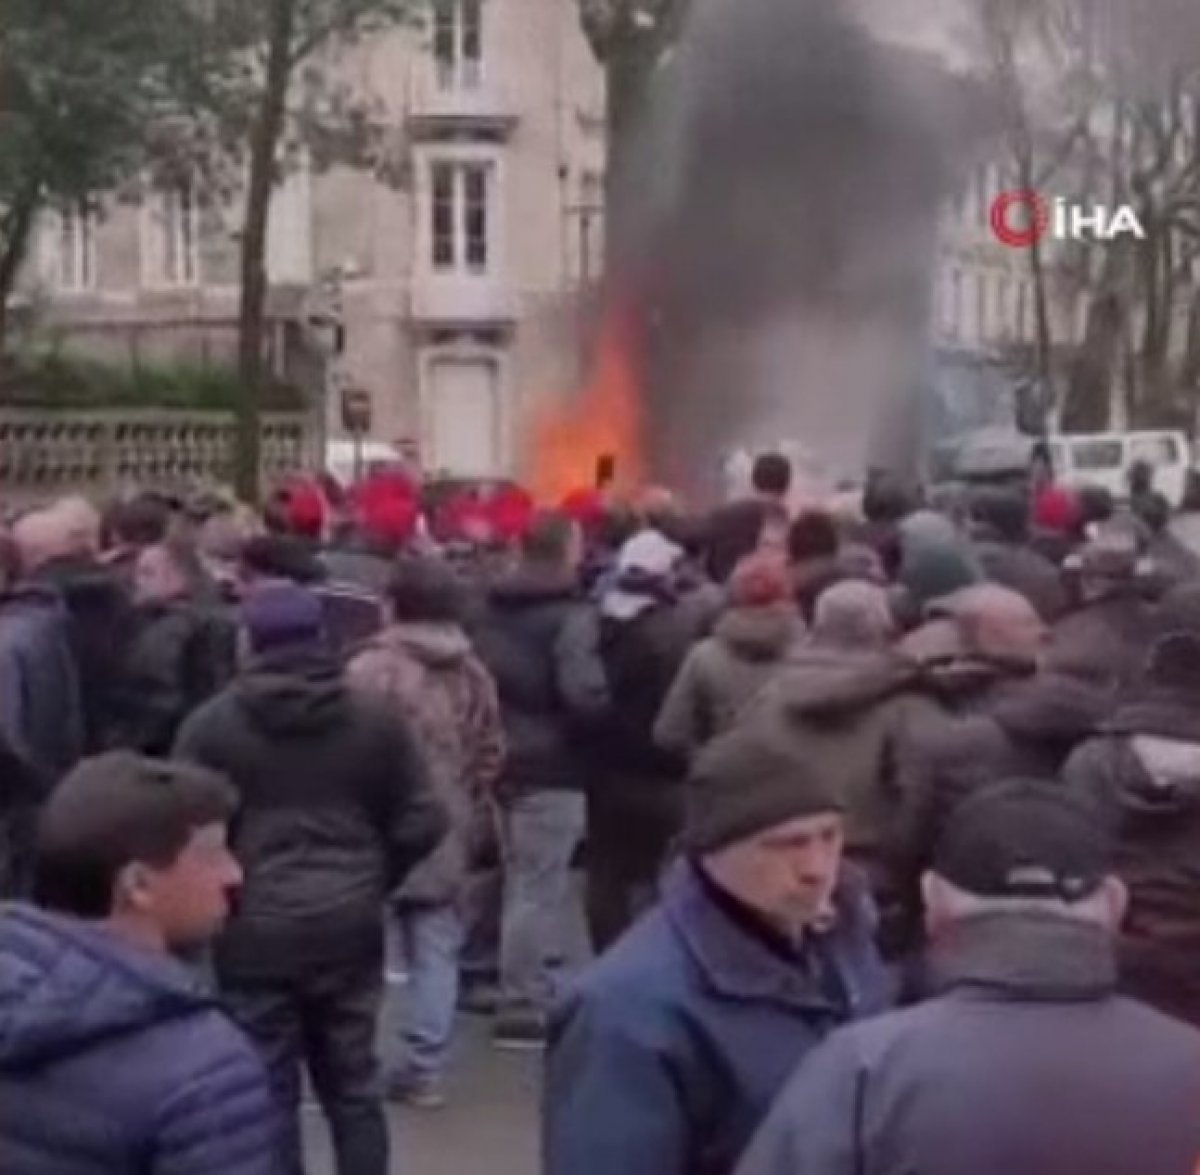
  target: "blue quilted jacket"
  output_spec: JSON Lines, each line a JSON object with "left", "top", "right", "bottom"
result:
{"left": 0, "top": 904, "right": 280, "bottom": 1175}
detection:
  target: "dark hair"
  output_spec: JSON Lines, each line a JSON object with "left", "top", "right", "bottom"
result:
{"left": 751, "top": 453, "right": 793, "bottom": 497}
{"left": 521, "top": 509, "right": 578, "bottom": 564}
{"left": 788, "top": 510, "right": 839, "bottom": 563}
{"left": 970, "top": 489, "right": 1028, "bottom": 544}
{"left": 33, "top": 753, "right": 237, "bottom": 919}
{"left": 239, "top": 534, "right": 326, "bottom": 585}
{"left": 705, "top": 499, "right": 768, "bottom": 584}
{"left": 105, "top": 495, "right": 171, "bottom": 549}
{"left": 862, "top": 473, "right": 916, "bottom": 525}
{"left": 387, "top": 555, "right": 463, "bottom": 623}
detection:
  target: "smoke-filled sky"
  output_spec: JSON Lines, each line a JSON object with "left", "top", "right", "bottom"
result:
{"left": 611, "top": 0, "right": 1200, "bottom": 498}
{"left": 612, "top": 0, "right": 971, "bottom": 498}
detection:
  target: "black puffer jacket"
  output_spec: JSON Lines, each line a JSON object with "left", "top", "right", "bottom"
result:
{"left": 173, "top": 650, "right": 446, "bottom": 982}
{"left": 1066, "top": 695, "right": 1200, "bottom": 1030}
{"left": 471, "top": 567, "right": 608, "bottom": 794}
{"left": 32, "top": 557, "right": 134, "bottom": 756}
{"left": 109, "top": 601, "right": 237, "bottom": 755}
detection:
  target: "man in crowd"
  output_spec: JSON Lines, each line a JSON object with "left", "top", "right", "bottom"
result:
{"left": 472, "top": 510, "right": 608, "bottom": 1049}
{"left": 0, "top": 751, "right": 279, "bottom": 1175}
{"left": 544, "top": 726, "right": 890, "bottom": 1175}
{"left": 109, "top": 538, "right": 237, "bottom": 754}
{"left": 968, "top": 488, "right": 1067, "bottom": 622}
{"left": 1048, "top": 526, "right": 1158, "bottom": 691}
{"left": 896, "top": 584, "right": 1108, "bottom": 885}
{"left": 737, "top": 780, "right": 1200, "bottom": 1175}
{"left": 347, "top": 555, "right": 505, "bottom": 1107}
{"left": 1066, "top": 631, "right": 1200, "bottom": 1028}
{"left": 174, "top": 582, "right": 446, "bottom": 1175}
{"left": 0, "top": 507, "right": 86, "bottom": 777}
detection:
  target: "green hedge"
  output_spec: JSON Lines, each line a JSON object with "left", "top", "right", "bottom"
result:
{"left": 0, "top": 353, "right": 306, "bottom": 412}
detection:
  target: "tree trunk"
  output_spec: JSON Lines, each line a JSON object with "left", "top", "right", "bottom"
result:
{"left": 235, "top": 0, "right": 295, "bottom": 504}
{"left": 1064, "top": 248, "right": 1126, "bottom": 432}
{"left": 0, "top": 182, "right": 44, "bottom": 356}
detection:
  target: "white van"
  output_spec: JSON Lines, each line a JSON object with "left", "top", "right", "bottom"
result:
{"left": 1046, "top": 430, "right": 1192, "bottom": 510}
{"left": 324, "top": 439, "right": 406, "bottom": 486}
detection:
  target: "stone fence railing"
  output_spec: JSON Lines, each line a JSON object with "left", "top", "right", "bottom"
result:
{"left": 0, "top": 410, "right": 312, "bottom": 500}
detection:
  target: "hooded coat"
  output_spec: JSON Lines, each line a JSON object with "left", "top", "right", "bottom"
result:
{"left": 737, "top": 911, "right": 1200, "bottom": 1175}
{"left": 347, "top": 622, "right": 505, "bottom": 905}
{"left": 0, "top": 904, "right": 279, "bottom": 1175}
{"left": 895, "top": 671, "right": 1112, "bottom": 884}
{"left": 173, "top": 649, "right": 447, "bottom": 982}
{"left": 1066, "top": 695, "right": 1200, "bottom": 1029}
{"left": 655, "top": 604, "right": 804, "bottom": 760}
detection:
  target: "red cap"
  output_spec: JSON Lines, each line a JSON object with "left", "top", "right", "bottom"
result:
{"left": 286, "top": 482, "right": 326, "bottom": 539}
{"left": 1033, "top": 485, "right": 1081, "bottom": 534}
{"left": 489, "top": 487, "right": 534, "bottom": 542}
{"left": 560, "top": 488, "right": 604, "bottom": 528}
{"left": 360, "top": 496, "right": 418, "bottom": 550}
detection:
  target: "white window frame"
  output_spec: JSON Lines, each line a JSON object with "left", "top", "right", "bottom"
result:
{"left": 420, "top": 150, "right": 502, "bottom": 278}
{"left": 141, "top": 183, "right": 201, "bottom": 290}
{"left": 44, "top": 204, "right": 98, "bottom": 292}
{"left": 431, "top": 0, "right": 483, "bottom": 91}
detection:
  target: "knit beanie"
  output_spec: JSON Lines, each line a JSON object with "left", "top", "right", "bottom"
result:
{"left": 727, "top": 551, "right": 792, "bottom": 608}
{"left": 683, "top": 725, "right": 844, "bottom": 856}
{"left": 241, "top": 582, "right": 325, "bottom": 654}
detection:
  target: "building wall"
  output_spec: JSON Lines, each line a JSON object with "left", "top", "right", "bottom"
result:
{"left": 19, "top": 0, "right": 605, "bottom": 482}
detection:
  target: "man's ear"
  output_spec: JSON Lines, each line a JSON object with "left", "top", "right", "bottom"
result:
{"left": 113, "top": 862, "right": 155, "bottom": 915}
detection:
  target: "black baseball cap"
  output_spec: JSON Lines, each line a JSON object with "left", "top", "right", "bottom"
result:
{"left": 933, "top": 780, "right": 1111, "bottom": 902}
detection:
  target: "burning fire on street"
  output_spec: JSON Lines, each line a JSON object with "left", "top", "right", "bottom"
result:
{"left": 526, "top": 304, "right": 647, "bottom": 504}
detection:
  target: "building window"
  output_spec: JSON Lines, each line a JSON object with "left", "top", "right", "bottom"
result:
{"left": 995, "top": 274, "right": 1010, "bottom": 338}
{"left": 56, "top": 205, "right": 97, "bottom": 291}
{"left": 433, "top": 0, "right": 483, "bottom": 90}
{"left": 975, "top": 272, "right": 989, "bottom": 342}
{"left": 947, "top": 267, "right": 963, "bottom": 340}
{"left": 145, "top": 183, "right": 200, "bottom": 288}
{"left": 429, "top": 160, "right": 492, "bottom": 275}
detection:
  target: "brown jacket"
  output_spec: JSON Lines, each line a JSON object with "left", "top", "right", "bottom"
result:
{"left": 742, "top": 648, "right": 948, "bottom": 954}
{"left": 348, "top": 622, "right": 504, "bottom": 905}
{"left": 654, "top": 603, "right": 804, "bottom": 760}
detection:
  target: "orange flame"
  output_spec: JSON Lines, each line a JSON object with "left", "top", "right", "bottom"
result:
{"left": 526, "top": 305, "right": 646, "bottom": 504}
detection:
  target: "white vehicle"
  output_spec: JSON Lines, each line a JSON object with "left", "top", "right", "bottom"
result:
{"left": 324, "top": 438, "right": 406, "bottom": 486}
{"left": 1046, "top": 430, "right": 1192, "bottom": 510}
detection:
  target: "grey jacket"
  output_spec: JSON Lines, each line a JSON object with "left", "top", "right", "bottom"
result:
{"left": 737, "top": 911, "right": 1200, "bottom": 1175}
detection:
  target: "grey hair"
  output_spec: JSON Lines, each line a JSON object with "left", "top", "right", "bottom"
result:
{"left": 924, "top": 874, "right": 1115, "bottom": 929}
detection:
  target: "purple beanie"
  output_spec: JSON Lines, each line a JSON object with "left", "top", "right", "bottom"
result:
{"left": 240, "top": 582, "right": 325, "bottom": 653}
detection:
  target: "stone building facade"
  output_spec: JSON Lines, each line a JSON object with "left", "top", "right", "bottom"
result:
{"left": 17, "top": 0, "right": 606, "bottom": 481}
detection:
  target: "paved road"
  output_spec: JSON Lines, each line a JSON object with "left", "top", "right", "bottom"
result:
{"left": 305, "top": 1002, "right": 541, "bottom": 1175}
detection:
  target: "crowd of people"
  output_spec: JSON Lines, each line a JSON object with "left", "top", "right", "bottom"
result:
{"left": 3, "top": 450, "right": 1200, "bottom": 1174}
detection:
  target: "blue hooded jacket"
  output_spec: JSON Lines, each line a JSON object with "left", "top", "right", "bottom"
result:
{"left": 0, "top": 904, "right": 280, "bottom": 1175}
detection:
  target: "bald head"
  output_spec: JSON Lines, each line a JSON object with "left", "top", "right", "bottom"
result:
{"left": 945, "top": 585, "right": 1047, "bottom": 665}
{"left": 13, "top": 509, "right": 78, "bottom": 574}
